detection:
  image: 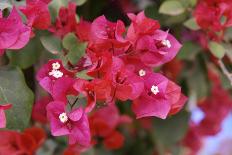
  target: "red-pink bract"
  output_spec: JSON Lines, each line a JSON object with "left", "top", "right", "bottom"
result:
{"left": 0, "top": 7, "right": 31, "bottom": 55}
{"left": 0, "top": 104, "right": 12, "bottom": 128}
{"left": 46, "top": 101, "right": 91, "bottom": 146}
{"left": 20, "top": 0, "right": 51, "bottom": 30}
{"left": 132, "top": 72, "right": 187, "bottom": 119}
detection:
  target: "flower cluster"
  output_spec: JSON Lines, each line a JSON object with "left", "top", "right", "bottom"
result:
{"left": 0, "top": 7, "right": 31, "bottom": 56}
{"left": 35, "top": 6, "right": 187, "bottom": 151}
{"left": 0, "top": 0, "right": 51, "bottom": 56}
{"left": 194, "top": 0, "right": 232, "bottom": 40}
{"left": 0, "top": 127, "right": 46, "bottom": 155}
{"left": 182, "top": 70, "right": 232, "bottom": 154}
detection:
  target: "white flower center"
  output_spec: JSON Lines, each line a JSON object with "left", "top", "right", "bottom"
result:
{"left": 49, "top": 70, "right": 63, "bottom": 78}
{"left": 139, "top": 69, "right": 146, "bottom": 76}
{"left": 52, "top": 62, "right": 61, "bottom": 70}
{"left": 151, "top": 85, "right": 159, "bottom": 95}
{"left": 161, "top": 39, "right": 171, "bottom": 48}
{"left": 59, "top": 112, "right": 68, "bottom": 123}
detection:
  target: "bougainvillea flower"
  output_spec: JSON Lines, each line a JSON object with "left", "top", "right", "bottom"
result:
{"left": 105, "top": 57, "right": 144, "bottom": 101}
{"left": 0, "top": 127, "right": 46, "bottom": 155}
{"left": 194, "top": 0, "right": 232, "bottom": 40}
{"left": 197, "top": 83, "right": 232, "bottom": 135}
{"left": 123, "top": 56, "right": 153, "bottom": 76}
{"left": 76, "top": 19, "right": 91, "bottom": 42}
{"left": 46, "top": 101, "right": 90, "bottom": 146}
{"left": 0, "top": 104, "right": 12, "bottom": 128}
{"left": 19, "top": 127, "right": 46, "bottom": 154}
{"left": 191, "top": 70, "right": 232, "bottom": 136}
{"left": 136, "top": 30, "right": 182, "bottom": 67}
{"left": 182, "top": 124, "right": 203, "bottom": 154}
{"left": 89, "top": 104, "right": 131, "bottom": 149}
{"left": 86, "top": 51, "right": 113, "bottom": 78}
{"left": 182, "top": 70, "right": 232, "bottom": 154}
{"left": 51, "top": 77, "right": 78, "bottom": 103}
{"left": 0, "top": 49, "right": 4, "bottom": 56}
{"left": 167, "top": 80, "right": 187, "bottom": 115}
{"left": 49, "top": 2, "right": 77, "bottom": 38}
{"left": 63, "top": 147, "right": 80, "bottom": 155}
{"left": 74, "top": 78, "right": 111, "bottom": 113}
{"left": 0, "top": 130, "right": 24, "bottom": 154}
{"left": 162, "top": 58, "right": 184, "bottom": 81}
{"left": 103, "top": 130, "right": 125, "bottom": 150}
{"left": 20, "top": 0, "right": 51, "bottom": 30}
{"left": 127, "top": 11, "right": 160, "bottom": 42}
{"left": 132, "top": 72, "right": 186, "bottom": 119}
{"left": 32, "top": 96, "right": 52, "bottom": 123}
{"left": 90, "top": 15, "right": 129, "bottom": 49}
{"left": 36, "top": 59, "right": 75, "bottom": 93}
{"left": 0, "top": 7, "right": 31, "bottom": 55}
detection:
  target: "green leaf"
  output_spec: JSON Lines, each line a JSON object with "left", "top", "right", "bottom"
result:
{"left": 7, "top": 38, "right": 43, "bottom": 69}
{"left": 0, "top": 67, "right": 34, "bottom": 130}
{"left": 184, "top": 18, "right": 200, "bottom": 30}
{"left": 49, "top": 0, "right": 68, "bottom": 22}
{"left": 178, "top": 41, "right": 202, "bottom": 60}
{"left": 71, "top": 0, "right": 87, "bottom": 6}
{"left": 180, "top": 0, "right": 197, "bottom": 7}
{"left": 40, "top": 35, "right": 62, "bottom": 54}
{"left": 187, "top": 54, "right": 210, "bottom": 99}
{"left": 152, "top": 111, "right": 190, "bottom": 154}
{"left": 0, "top": 1, "right": 12, "bottom": 10}
{"left": 62, "top": 33, "right": 78, "bottom": 50}
{"left": 189, "top": 0, "right": 197, "bottom": 6}
{"left": 159, "top": 0, "right": 185, "bottom": 16}
{"left": 224, "top": 28, "right": 232, "bottom": 42}
{"left": 76, "top": 70, "right": 93, "bottom": 80}
{"left": 208, "top": 41, "right": 226, "bottom": 59}
{"left": 62, "top": 33, "right": 87, "bottom": 65}
{"left": 10, "top": 0, "right": 25, "bottom": 6}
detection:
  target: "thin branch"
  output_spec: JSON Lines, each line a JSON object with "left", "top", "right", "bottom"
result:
{"left": 225, "top": 50, "right": 232, "bottom": 63}
{"left": 218, "top": 59, "right": 232, "bottom": 85}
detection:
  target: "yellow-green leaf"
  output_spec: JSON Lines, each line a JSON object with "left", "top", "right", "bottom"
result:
{"left": 159, "top": 0, "right": 185, "bottom": 16}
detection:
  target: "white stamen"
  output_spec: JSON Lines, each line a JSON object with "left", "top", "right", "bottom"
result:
{"left": 139, "top": 69, "right": 146, "bottom": 77}
{"left": 52, "top": 62, "right": 61, "bottom": 70}
{"left": 49, "top": 70, "right": 63, "bottom": 78}
{"left": 161, "top": 39, "right": 171, "bottom": 48}
{"left": 59, "top": 112, "right": 68, "bottom": 123}
{"left": 151, "top": 85, "right": 159, "bottom": 95}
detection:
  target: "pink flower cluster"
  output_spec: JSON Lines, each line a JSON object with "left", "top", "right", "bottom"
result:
{"left": 194, "top": 0, "right": 232, "bottom": 40}
{"left": 36, "top": 6, "right": 187, "bottom": 151}
{"left": 182, "top": 70, "right": 232, "bottom": 154}
{"left": 0, "top": 127, "right": 46, "bottom": 155}
{"left": 0, "top": 0, "right": 51, "bottom": 128}
{"left": 0, "top": 0, "right": 51, "bottom": 56}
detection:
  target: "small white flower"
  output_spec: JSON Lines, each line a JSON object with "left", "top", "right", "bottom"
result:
{"left": 49, "top": 70, "right": 63, "bottom": 78}
{"left": 52, "top": 62, "right": 61, "bottom": 70}
{"left": 59, "top": 112, "right": 68, "bottom": 123}
{"left": 151, "top": 85, "right": 159, "bottom": 95}
{"left": 139, "top": 69, "right": 146, "bottom": 77}
{"left": 161, "top": 39, "right": 171, "bottom": 48}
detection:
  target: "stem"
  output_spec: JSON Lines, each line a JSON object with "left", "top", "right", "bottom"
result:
{"left": 68, "top": 97, "right": 79, "bottom": 110}
{"left": 71, "top": 97, "right": 79, "bottom": 109}
{"left": 226, "top": 50, "right": 232, "bottom": 63}
{"left": 218, "top": 59, "right": 232, "bottom": 85}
